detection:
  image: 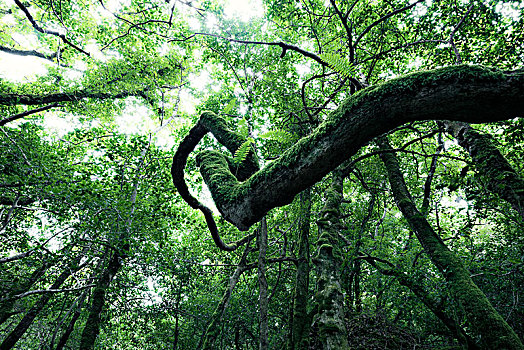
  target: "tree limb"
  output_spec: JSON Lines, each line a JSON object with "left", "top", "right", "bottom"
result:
{"left": 183, "top": 65, "right": 524, "bottom": 230}
{"left": 0, "top": 103, "right": 60, "bottom": 126}
{"left": 0, "top": 45, "right": 58, "bottom": 61}
{"left": 1, "top": 284, "right": 95, "bottom": 302}
{"left": 0, "top": 90, "right": 145, "bottom": 106}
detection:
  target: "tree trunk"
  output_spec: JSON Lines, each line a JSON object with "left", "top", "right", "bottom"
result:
{"left": 288, "top": 190, "right": 311, "bottom": 350}
{"left": 201, "top": 244, "right": 252, "bottom": 350}
{"left": 310, "top": 171, "right": 349, "bottom": 349}
{"left": 190, "top": 66, "right": 524, "bottom": 231}
{"left": 377, "top": 136, "right": 524, "bottom": 350}
{"left": 78, "top": 144, "right": 148, "bottom": 349}
{"left": 363, "top": 257, "right": 478, "bottom": 349}
{"left": 442, "top": 120, "right": 524, "bottom": 220}
{"left": 257, "top": 218, "right": 269, "bottom": 350}
{"left": 78, "top": 251, "right": 122, "bottom": 350}
{"left": 0, "top": 255, "right": 83, "bottom": 350}
{"left": 54, "top": 291, "right": 88, "bottom": 350}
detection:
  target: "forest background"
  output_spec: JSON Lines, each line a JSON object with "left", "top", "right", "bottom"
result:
{"left": 0, "top": 0, "right": 523, "bottom": 349}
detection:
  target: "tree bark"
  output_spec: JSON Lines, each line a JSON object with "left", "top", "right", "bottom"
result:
{"left": 78, "top": 251, "right": 122, "bottom": 350}
{"left": 362, "top": 257, "right": 478, "bottom": 349}
{"left": 54, "top": 291, "right": 88, "bottom": 350}
{"left": 310, "top": 171, "right": 349, "bottom": 349}
{"left": 0, "top": 90, "right": 145, "bottom": 106}
{"left": 257, "top": 218, "right": 269, "bottom": 350}
{"left": 377, "top": 136, "right": 524, "bottom": 350}
{"left": 288, "top": 190, "right": 311, "bottom": 350}
{"left": 189, "top": 65, "right": 524, "bottom": 231}
{"left": 442, "top": 120, "right": 524, "bottom": 220}
{"left": 78, "top": 144, "right": 147, "bottom": 350}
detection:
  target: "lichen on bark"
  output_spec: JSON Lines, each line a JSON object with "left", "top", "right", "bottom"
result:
{"left": 310, "top": 171, "right": 349, "bottom": 350}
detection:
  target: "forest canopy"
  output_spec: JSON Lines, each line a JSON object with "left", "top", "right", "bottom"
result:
{"left": 1, "top": 0, "right": 523, "bottom": 349}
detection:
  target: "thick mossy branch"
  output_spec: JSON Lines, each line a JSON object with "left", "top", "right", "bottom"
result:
{"left": 190, "top": 65, "right": 524, "bottom": 230}
{"left": 171, "top": 112, "right": 258, "bottom": 251}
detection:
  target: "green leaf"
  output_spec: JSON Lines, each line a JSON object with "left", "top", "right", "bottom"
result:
{"left": 233, "top": 137, "right": 254, "bottom": 165}
{"left": 238, "top": 118, "right": 249, "bottom": 138}
{"left": 319, "top": 52, "right": 355, "bottom": 78}
{"left": 223, "top": 98, "right": 237, "bottom": 115}
{"left": 259, "top": 129, "right": 293, "bottom": 143}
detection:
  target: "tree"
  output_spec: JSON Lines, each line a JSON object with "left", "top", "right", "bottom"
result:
{"left": 2, "top": 0, "right": 524, "bottom": 348}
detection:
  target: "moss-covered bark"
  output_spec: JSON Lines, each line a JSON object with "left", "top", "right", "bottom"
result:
{"left": 55, "top": 291, "right": 88, "bottom": 350}
{"left": 188, "top": 65, "right": 524, "bottom": 231}
{"left": 310, "top": 171, "right": 349, "bottom": 350}
{"left": 258, "top": 218, "right": 269, "bottom": 350}
{"left": 171, "top": 112, "right": 258, "bottom": 251}
{"left": 442, "top": 120, "right": 524, "bottom": 220}
{"left": 78, "top": 251, "right": 122, "bottom": 350}
{"left": 377, "top": 136, "right": 523, "bottom": 350}
{"left": 288, "top": 190, "right": 312, "bottom": 350}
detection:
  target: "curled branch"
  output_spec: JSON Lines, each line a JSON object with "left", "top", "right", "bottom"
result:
{"left": 171, "top": 112, "right": 258, "bottom": 251}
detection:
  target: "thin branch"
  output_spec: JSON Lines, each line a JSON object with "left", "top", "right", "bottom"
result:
{"left": 329, "top": 0, "right": 354, "bottom": 62}
{"left": 0, "top": 228, "right": 65, "bottom": 264}
{"left": 13, "top": 0, "right": 90, "bottom": 57}
{"left": 0, "top": 45, "right": 58, "bottom": 61}
{"left": 449, "top": 4, "right": 474, "bottom": 64}
{"left": 0, "top": 103, "right": 60, "bottom": 126}
{"left": 2, "top": 284, "right": 95, "bottom": 302}
{"left": 171, "top": 32, "right": 329, "bottom": 68}
{"left": 354, "top": 0, "right": 424, "bottom": 48}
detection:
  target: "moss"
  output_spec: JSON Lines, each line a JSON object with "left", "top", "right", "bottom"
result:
{"left": 198, "top": 111, "right": 259, "bottom": 180}
{"left": 197, "top": 150, "right": 241, "bottom": 206}
{"left": 192, "top": 65, "right": 523, "bottom": 230}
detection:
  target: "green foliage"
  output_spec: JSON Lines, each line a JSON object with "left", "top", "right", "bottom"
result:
{"left": 1, "top": 0, "right": 524, "bottom": 348}
{"left": 237, "top": 117, "right": 249, "bottom": 138}
{"left": 259, "top": 129, "right": 294, "bottom": 143}
{"left": 232, "top": 137, "right": 254, "bottom": 165}
{"left": 319, "top": 52, "right": 355, "bottom": 79}
{"left": 222, "top": 98, "right": 237, "bottom": 115}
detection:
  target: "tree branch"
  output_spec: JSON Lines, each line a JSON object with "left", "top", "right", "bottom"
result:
{"left": 0, "top": 90, "right": 145, "bottom": 106}
{"left": 0, "top": 103, "right": 60, "bottom": 126}
{"left": 178, "top": 65, "right": 524, "bottom": 231}
{"left": 0, "top": 45, "right": 58, "bottom": 61}
{"left": 1, "top": 284, "right": 95, "bottom": 302}
{"left": 354, "top": 0, "right": 424, "bottom": 48}
{"left": 13, "top": 0, "right": 90, "bottom": 57}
